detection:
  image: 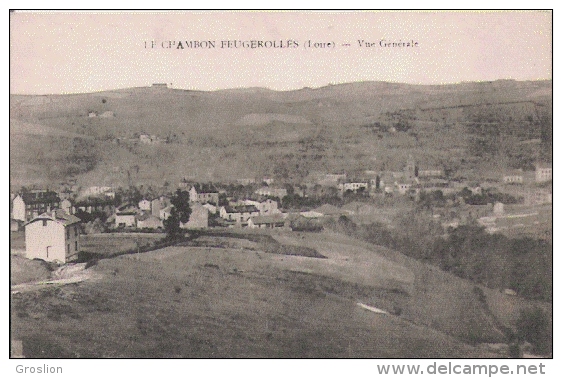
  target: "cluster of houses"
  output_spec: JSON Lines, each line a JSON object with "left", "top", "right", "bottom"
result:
{"left": 10, "top": 178, "right": 351, "bottom": 264}
{"left": 313, "top": 156, "right": 464, "bottom": 198}
{"left": 311, "top": 158, "right": 552, "bottom": 201}
{"left": 10, "top": 156, "right": 552, "bottom": 263}
{"left": 317, "top": 156, "right": 445, "bottom": 197}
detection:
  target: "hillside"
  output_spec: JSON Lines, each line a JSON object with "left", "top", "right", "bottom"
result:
{"left": 13, "top": 230, "right": 550, "bottom": 358}
{"left": 10, "top": 80, "right": 552, "bottom": 187}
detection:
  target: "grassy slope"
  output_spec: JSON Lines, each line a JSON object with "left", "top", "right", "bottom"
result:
{"left": 272, "top": 232, "right": 542, "bottom": 343}
{"left": 10, "top": 249, "right": 487, "bottom": 358}
{"left": 10, "top": 80, "right": 552, "bottom": 187}
{"left": 11, "top": 229, "right": 549, "bottom": 358}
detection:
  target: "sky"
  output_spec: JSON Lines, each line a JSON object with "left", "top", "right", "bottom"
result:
{"left": 10, "top": 10, "right": 552, "bottom": 94}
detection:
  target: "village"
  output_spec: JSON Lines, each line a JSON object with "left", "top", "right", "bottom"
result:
{"left": 9, "top": 155, "right": 552, "bottom": 264}
{"left": 8, "top": 9, "right": 555, "bottom": 361}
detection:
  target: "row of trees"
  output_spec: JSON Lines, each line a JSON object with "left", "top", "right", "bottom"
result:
{"left": 417, "top": 188, "right": 521, "bottom": 210}
{"left": 326, "top": 213, "right": 552, "bottom": 302}
{"left": 326, "top": 214, "right": 552, "bottom": 354}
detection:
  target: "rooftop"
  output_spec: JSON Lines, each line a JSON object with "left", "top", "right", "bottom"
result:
{"left": 25, "top": 209, "right": 81, "bottom": 227}
{"left": 19, "top": 191, "right": 60, "bottom": 204}
{"left": 250, "top": 215, "right": 286, "bottom": 225}
{"left": 224, "top": 205, "right": 259, "bottom": 213}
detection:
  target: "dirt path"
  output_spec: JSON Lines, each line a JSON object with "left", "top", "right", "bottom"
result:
{"left": 11, "top": 264, "right": 100, "bottom": 293}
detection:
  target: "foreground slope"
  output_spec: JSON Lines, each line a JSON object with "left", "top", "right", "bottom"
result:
{"left": 11, "top": 230, "right": 547, "bottom": 358}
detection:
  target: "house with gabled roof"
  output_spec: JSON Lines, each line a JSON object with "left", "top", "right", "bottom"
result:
{"left": 502, "top": 170, "right": 524, "bottom": 184}
{"left": 255, "top": 187, "right": 288, "bottom": 199}
{"left": 248, "top": 214, "right": 287, "bottom": 229}
{"left": 243, "top": 199, "right": 280, "bottom": 215}
{"left": 115, "top": 204, "right": 138, "bottom": 227}
{"left": 24, "top": 209, "right": 82, "bottom": 263}
{"left": 535, "top": 162, "right": 552, "bottom": 182}
{"left": 138, "top": 199, "right": 152, "bottom": 211}
{"left": 12, "top": 190, "right": 61, "bottom": 222}
{"left": 136, "top": 211, "right": 163, "bottom": 229}
{"left": 189, "top": 184, "right": 219, "bottom": 205}
{"left": 219, "top": 205, "right": 259, "bottom": 224}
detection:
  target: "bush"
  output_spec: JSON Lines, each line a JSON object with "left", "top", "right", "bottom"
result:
{"left": 508, "top": 343, "right": 521, "bottom": 358}
{"left": 76, "top": 251, "right": 101, "bottom": 263}
{"left": 84, "top": 259, "right": 98, "bottom": 269}
{"left": 516, "top": 307, "right": 552, "bottom": 355}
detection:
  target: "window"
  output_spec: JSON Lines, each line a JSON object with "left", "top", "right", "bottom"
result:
{"left": 75, "top": 226, "right": 78, "bottom": 237}
{"left": 75, "top": 241, "right": 78, "bottom": 251}
{"left": 66, "top": 227, "right": 70, "bottom": 239}
{"left": 42, "top": 220, "right": 47, "bottom": 227}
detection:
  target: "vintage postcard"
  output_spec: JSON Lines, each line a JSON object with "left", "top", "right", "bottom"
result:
{"left": 9, "top": 9, "right": 552, "bottom": 369}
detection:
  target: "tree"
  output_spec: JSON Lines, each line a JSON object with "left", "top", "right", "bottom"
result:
{"left": 164, "top": 190, "right": 191, "bottom": 239}
{"left": 170, "top": 189, "right": 192, "bottom": 223}
{"left": 163, "top": 208, "right": 182, "bottom": 239}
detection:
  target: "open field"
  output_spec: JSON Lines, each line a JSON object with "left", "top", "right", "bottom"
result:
{"left": 11, "top": 229, "right": 548, "bottom": 358}
{"left": 80, "top": 233, "right": 166, "bottom": 257}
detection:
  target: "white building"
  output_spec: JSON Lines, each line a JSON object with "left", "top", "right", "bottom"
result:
{"left": 81, "top": 186, "right": 114, "bottom": 198}
{"left": 262, "top": 177, "right": 275, "bottom": 185}
{"left": 202, "top": 203, "right": 217, "bottom": 214}
{"left": 138, "top": 199, "right": 152, "bottom": 211}
{"left": 24, "top": 210, "right": 82, "bottom": 263}
{"left": 60, "top": 199, "right": 73, "bottom": 214}
{"left": 248, "top": 215, "right": 286, "bottom": 229}
{"left": 525, "top": 189, "right": 553, "bottom": 205}
{"left": 139, "top": 134, "right": 159, "bottom": 145}
{"left": 325, "top": 173, "right": 347, "bottom": 182}
{"left": 535, "top": 163, "right": 552, "bottom": 182}
{"left": 300, "top": 210, "right": 324, "bottom": 218}
{"left": 180, "top": 203, "right": 209, "bottom": 229}
{"left": 189, "top": 186, "right": 219, "bottom": 204}
{"left": 396, "top": 182, "right": 413, "bottom": 195}
{"left": 219, "top": 205, "right": 260, "bottom": 223}
{"left": 502, "top": 170, "right": 524, "bottom": 184}
{"left": 255, "top": 187, "right": 288, "bottom": 199}
{"left": 243, "top": 199, "right": 280, "bottom": 215}
{"left": 115, "top": 206, "right": 138, "bottom": 227}
{"left": 338, "top": 182, "right": 369, "bottom": 193}
{"left": 99, "top": 111, "right": 114, "bottom": 118}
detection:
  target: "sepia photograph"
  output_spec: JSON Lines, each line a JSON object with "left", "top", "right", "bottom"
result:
{"left": 9, "top": 9, "right": 552, "bottom": 364}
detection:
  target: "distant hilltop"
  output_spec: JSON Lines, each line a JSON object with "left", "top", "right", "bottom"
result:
{"left": 9, "top": 78, "right": 551, "bottom": 187}
{"left": 9, "top": 79, "right": 552, "bottom": 97}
